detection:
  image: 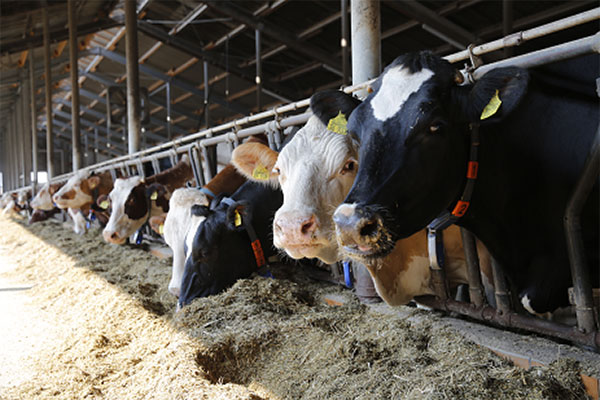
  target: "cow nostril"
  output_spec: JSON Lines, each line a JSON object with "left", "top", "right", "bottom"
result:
{"left": 301, "top": 219, "right": 315, "bottom": 235}
{"left": 110, "top": 232, "right": 120, "bottom": 240}
{"left": 359, "top": 220, "right": 378, "bottom": 237}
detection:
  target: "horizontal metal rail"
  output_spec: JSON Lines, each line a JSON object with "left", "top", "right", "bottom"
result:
{"left": 446, "top": 7, "right": 600, "bottom": 63}
{"left": 415, "top": 296, "right": 600, "bottom": 351}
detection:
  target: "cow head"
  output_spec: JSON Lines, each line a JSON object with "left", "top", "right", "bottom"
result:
{"left": 163, "top": 188, "right": 210, "bottom": 297}
{"left": 31, "top": 182, "right": 63, "bottom": 211}
{"left": 101, "top": 176, "right": 169, "bottom": 244}
{"left": 178, "top": 198, "right": 259, "bottom": 307}
{"left": 322, "top": 51, "right": 528, "bottom": 262}
{"left": 16, "top": 190, "right": 31, "bottom": 209}
{"left": 53, "top": 170, "right": 101, "bottom": 209}
{"left": 231, "top": 94, "right": 360, "bottom": 264}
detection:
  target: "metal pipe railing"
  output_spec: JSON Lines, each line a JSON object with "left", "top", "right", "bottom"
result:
{"left": 446, "top": 7, "right": 599, "bottom": 64}
{"left": 460, "top": 228, "right": 486, "bottom": 307}
{"left": 564, "top": 124, "right": 600, "bottom": 333}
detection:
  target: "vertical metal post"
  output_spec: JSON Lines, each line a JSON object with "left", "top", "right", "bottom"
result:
{"left": 341, "top": 0, "right": 350, "bottom": 86}
{"left": 565, "top": 124, "right": 600, "bottom": 333}
{"left": 29, "top": 50, "right": 38, "bottom": 193}
{"left": 68, "top": 0, "right": 82, "bottom": 171}
{"left": 93, "top": 127, "right": 99, "bottom": 164}
{"left": 503, "top": 0, "right": 514, "bottom": 58}
{"left": 20, "top": 71, "right": 30, "bottom": 187}
{"left": 83, "top": 133, "right": 88, "bottom": 168}
{"left": 16, "top": 81, "right": 25, "bottom": 187}
{"left": 491, "top": 257, "right": 511, "bottom": 314}
{"left": 43, "top": 7, "right": 54, "bottom": 179}
{"left": 203, "top": 61, "right": 210, "bottom": 128}
{"left": 166, "top": 82, "right": 172, "bottom": 140}
{"left": 460, "top": 228, "right": 485, "bottom": 307}
{"left": 202, "top": 62, "right": 216, "bottom": 176}
{"left": 255, "top": 29, "right": 262, "bottom": 111}
{"left": 350, "top": 0, "right": 380, "bottom": 98}
{"left": 8, "top": 112, "right": 14, "bottom": 190}
{"left": 125, "top": 0, "right": 141, "bottom": 154}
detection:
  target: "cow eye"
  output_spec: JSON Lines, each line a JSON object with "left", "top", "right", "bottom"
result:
{"left": 272, "top": 166, "right": 281, "bottom": 175}
{"left": 340, "top": 159, "right": 357, "bottom": 175}
{"left": 429, "top": 121, "right": 446, "bottom": 133}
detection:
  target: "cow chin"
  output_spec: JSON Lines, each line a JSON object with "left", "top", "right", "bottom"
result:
{"left": 339, "top": 238, "right": 396, "bottom": 263}
{"left": 285, "top": 244, "right": 339, "bottom": 265}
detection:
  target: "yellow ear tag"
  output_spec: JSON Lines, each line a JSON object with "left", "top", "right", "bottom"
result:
{"left": 252, "top": 164, "right": 270, "bottom": 180}
{"left": 158, "top": 224, "right": 164, "bottom": 235}
{"left": 99, "top": 200, "right": 110, "bottom": 209}
{"left": 480, "top": 90, "right": 502, "bottom": 120}
{"left": 327, "top": 111, "right": 348, "bottom": 135}
{"left": 150, "top": 191, "right": 158, "bottom": 201}
{"left": 234, "top": 209, "right": 242, "bottom": 227}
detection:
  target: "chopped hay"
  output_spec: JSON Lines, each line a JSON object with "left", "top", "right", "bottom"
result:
{"left": 0, "top": 214, "right": 594, "bottom": 399}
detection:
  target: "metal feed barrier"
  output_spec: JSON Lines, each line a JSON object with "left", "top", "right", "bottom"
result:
{"left": 10, "top": 9, "right": 600, "bottom": 350}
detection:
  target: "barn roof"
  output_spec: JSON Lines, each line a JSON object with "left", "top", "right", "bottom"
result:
{"left": 0, "top": 0, "right": 597, "bottom": 162}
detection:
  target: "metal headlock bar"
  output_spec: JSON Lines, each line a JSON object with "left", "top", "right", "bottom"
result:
{"left": 9, "top": 9, "right": 599, "bottom": 350}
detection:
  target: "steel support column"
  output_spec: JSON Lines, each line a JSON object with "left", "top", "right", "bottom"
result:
{"left": 29, "top": 49, "right": 38, "bottom": 193}
{"left": 166, "top": 82, "right": 172, "bottom": 140}
{"left": 203, "top": 61, "right": 210, "bottom": 128}
{"left": 341, "top": 0, "right": 350, "bottom": 86}
{"left": 125, "top": 0, "right": 141, "bottom": 154}
{"left": 16, "top": 82, "right": 25, "bottom": 187}
{"left": 351, "top": 0, "right": 380, "bottom": 98}
{"left": 255, "top": 29, "right": 262, "bottom": 111}
{"left": 68, "top": 0, "right": 83, "bottom": 170}
{"left": 43, "top": 7, "right": 54, "bottom": 179}
{"left": 203, "top": 61, "right": 216, "bottom": 177}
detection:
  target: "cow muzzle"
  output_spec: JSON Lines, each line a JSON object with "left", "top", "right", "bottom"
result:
{"left": 273, "top": 211, "right": 319, "bottom": 246}
{"left": 333, "top": 204, "right": 386, "bottom": 257}
{"left": 102, "top": 229, "right": 127, "bottom": 245}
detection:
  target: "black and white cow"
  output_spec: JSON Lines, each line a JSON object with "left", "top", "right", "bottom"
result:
{"left": 178, "top": 181, "right": 283, "bottom": 308}
{"left": 321, "top": 51, "right": 598, "bottom": 314}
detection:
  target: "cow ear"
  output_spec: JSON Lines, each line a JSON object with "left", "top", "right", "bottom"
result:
{"left": 96, "top": 194, "right": 110, "bottom": 210}
{"left": 146, "top": 183, "right": 167, "bottom": 201}
{"left": 310, "top": 90, "right": 361, "bottom": 127}
{"left": 87, "top": 175, "right": 101, "bottom": 190}
{"left": 231, "top": 142, "right": 279, "bottom": 187}
{"left": 458, "top": 66, "right": 529, "bottom": 123}
{"left": 225, "top": 202, "right": 251, "bottom": 231}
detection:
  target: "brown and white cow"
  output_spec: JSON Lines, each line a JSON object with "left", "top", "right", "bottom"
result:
{"left": 232, "top": 114, "right": 492, "bottom": 306}
{"left": 1, "top": 192, "right": 18, "bottom": 215}
{"left": 52, "top": 170, "right": 114, "bottom": 234}
{"left": 30, "top": 182, "right": 64, "bottom": 211}
{"left": 100, "top": 155, "right": 194, "bottom": 245}
{"left": 28, "top": 182, "right": 64, "bottom": 224}
{"left": 163, "top": 161, "right": 248, "bottom": 297}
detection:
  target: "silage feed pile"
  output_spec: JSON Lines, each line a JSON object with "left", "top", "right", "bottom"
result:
{"left": 0, "top": 214, "right": 593, "bottom": 400}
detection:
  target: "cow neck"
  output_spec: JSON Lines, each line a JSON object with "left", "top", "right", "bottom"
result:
{"left": 220, "top": 197, "right": 271, "bottom": 277}
{"left": 426, "top": 123, "right": 480, "bottom": 280}
{"left": 145, "top": 160, "right": 193, "bottom": 193}
{"left": 429, "top": 122, "right": 480, "bottom": 232}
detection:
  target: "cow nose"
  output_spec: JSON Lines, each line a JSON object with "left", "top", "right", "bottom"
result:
{"left": 102, "top": 229, "right": 122, "bottom": 244}
{"left": 274, "top": 212, "right": 318, "bottom": 242}
{"left": 333, "top": 204, "right": 382, "bottom": 251}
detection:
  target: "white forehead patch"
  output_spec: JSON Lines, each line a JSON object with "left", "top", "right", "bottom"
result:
{"left": 370, "top": 66, "right": 434, "bottom": 122}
